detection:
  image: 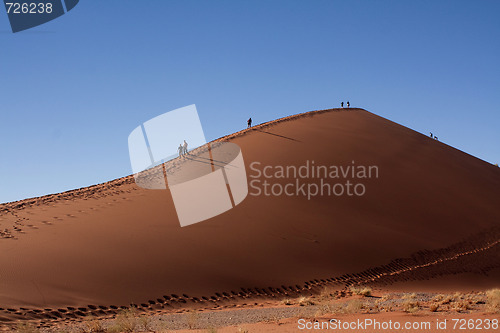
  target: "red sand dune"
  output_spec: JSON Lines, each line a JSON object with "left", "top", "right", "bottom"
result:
{"left": 0, "top": 108, "right": 499, "bottom": 323}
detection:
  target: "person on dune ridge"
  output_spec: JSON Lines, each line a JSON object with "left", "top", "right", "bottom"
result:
{"left": 178, "top": 144, "right": 183, "bottom": 157}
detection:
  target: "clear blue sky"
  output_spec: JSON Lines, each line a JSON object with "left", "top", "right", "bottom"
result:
{"left": 1, "top": 0, "right": 499, "bottom": 204}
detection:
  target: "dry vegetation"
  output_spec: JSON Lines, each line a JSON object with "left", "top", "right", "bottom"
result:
{"left": 486, "top": 288, "right": 500, "bottom": 313}
{"left": 349, "top": 285, "right": 372, "bottom": 297}
{"left": 296, "top": 288, "right": 499, "bottom": 319}
{"left": 12, "top": 288, "right": 500, "bottom": 332}
{"left": 297, "top": 296, "right": 315, "bottom": 306}
{"left": 84, "top": 318, "right": 104, "bottom": 333}
{"left": 15, "top": 323, "right": 41, "bottom": 333}
{"left": 108, "top": 309, "right": 138, "bottom": 332}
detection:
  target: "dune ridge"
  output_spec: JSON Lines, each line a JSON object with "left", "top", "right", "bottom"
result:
{"left": 0, "top": 108, "right": 349, "bottom": 213}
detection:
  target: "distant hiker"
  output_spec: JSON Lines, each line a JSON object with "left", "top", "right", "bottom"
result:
{"left": 247, "top": 117, "right": 252, "bottom": 128}
{"left": 435, "top": 136, "right": 439, "bottom": 141}
{"left": 430, "top": 132, "right": 434, "bottom": 138}
{"left": 183, "top": 140, "right": 188, "bottom": 155}
{"left": 341, "top": 102, "right": 344, "bottom": 108}
{"left": 347, "top": 101, "right": 350, "bottom": 108}
{"left": 178, "top": 144, "right": 183, "bottom": 157}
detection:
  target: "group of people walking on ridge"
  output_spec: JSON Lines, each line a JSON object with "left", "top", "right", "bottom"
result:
{"left": 429, "top": 132, "right": 439, "bottom": 141}
{"left": 341, "top": 101, "right": 350, "bottom": 108}
{"left": 178, "top": 140, "right": 189, "bottom": 157}
{"left": 246, "top": 101, "right": 354, "bottom": 131}
{"left": 247, "top": 101, "right": 353, "bottom": 130}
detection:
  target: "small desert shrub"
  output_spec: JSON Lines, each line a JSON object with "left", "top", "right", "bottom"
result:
{"left": 429, "top": 303, "right": 439, "bottom": 312}
{"left": 15, "top": 323, "right": 40, "bottom": 333}
{"left": 108, "top": 309, "right": 137, "bottom": 332}
{"left": 345, "top": 299, "right": 363, "bottom": 314}
{"left": 465, "top": 293, "right": 481, "bottom": 304}
{"left": 452, "top": 300, "right": 471, "bottom": 312}
{"left": 237, "top": 327, "right": 249, "bottom": 333}
{"left": 452, "top": 292, "right": 466, "bottom": 302}
{"left": 374, "top": 294, "right": 393, "bottom": 312}
{"left": 320, "top": 287, "right": 337, "bottom": 300}
{"left": 486, "top": 289, "right": 500, "bottom": 313}
{"left": 441, "top": 295, "right": 454, "bottom": 305}
{"left": 282, "top": 298, "right": 293, "bottom": 305}
{"left": 403, "top": 293, "right": 417, "bottom": 300}
{"left": 382, "top": 305, "right": 393, "bottom": 312}
{"left": 350, "top": 286, "right": 372, "bottom": 297}
{"left": 403, "top": 300, "right": 420, "bottom": 313}
{"left": 432, "top": 294, "right": 445, "bottom": 302}
{"left": 298, "top": 296, "right": 315, "bottom": 306}
{"left": 85, "top": 319, "right": 105, "bottom": 333}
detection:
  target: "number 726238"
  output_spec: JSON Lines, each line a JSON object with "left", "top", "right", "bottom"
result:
{"left": 5, "top": 2, "right": 53, "bottom": 14}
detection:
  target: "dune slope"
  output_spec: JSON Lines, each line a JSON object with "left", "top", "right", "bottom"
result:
{"left": 0, "top": 108, "right": 498, "bottom": 322}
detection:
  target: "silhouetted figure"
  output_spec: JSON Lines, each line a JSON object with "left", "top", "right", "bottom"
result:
{"left": 183, "top": 140, "right": 188, "bottom": 154}
{"left": 347, "top": 101, "right": 350, "bottom": 108}
{"left": 247, "top": 118, "right": 252, "bottom": 128}
{"left": 430, "top": 132, "right": 433, "bottom": 138}
{"left": 435, "top": 136, "right": 439, "bottom": 141}
{"left": 178, "top": 144, "right": 183, "bottom": 157}
{"left": 341, "top": 102, "right": 344, "bottom": 108}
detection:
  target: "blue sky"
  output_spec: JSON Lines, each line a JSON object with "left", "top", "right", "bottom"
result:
{"left": 1, "top": 0, "right": 499, "bottom": 204}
